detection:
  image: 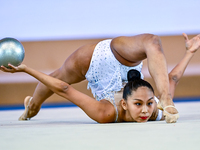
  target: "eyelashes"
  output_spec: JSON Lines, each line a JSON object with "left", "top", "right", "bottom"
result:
{"left": 134, "top": 102, "right": 153, "bottom": 106}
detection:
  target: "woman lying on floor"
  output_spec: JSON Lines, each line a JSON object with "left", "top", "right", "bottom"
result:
{"left": 1, "top": 33, "right": 199, "bottom": 123}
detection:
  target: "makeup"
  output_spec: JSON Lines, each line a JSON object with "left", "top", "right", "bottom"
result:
{"left": 140, "top": 116, "right": 148, "bottom": 120}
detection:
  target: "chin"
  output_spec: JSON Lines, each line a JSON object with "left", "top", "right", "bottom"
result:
{"left": 137, "top": 120, "right": 148, "bottom": 123}
{"left": 136, "top": 118, "right": 149, "bottom": 123}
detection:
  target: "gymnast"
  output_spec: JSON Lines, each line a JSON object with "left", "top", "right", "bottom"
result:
{"left": 1, "top": 33, "right": 199, "bottom": 123}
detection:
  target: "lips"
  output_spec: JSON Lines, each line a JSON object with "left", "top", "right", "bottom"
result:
{"left": 140, "top": 116, "right": 148, "bottom": 120}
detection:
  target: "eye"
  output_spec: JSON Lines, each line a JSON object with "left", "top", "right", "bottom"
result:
{"left": 148, "top": 102, "right": 153, "bottom": 106}
{"left": 135, "top": 103, "right": 141, "bottom": 106}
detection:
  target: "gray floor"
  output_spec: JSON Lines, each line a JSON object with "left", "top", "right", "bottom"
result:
{"left": 1, "top": 101, "right": 200, "bottom": 150}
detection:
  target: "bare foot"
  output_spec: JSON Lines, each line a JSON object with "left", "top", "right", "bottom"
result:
{"left": 18, "top": 96, "right": 33, "bottom": 121}
{"left": 157, "top": 97, "right": 179, "bottom": 123}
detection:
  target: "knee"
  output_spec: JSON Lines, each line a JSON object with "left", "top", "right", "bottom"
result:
{"left": 145, "top": 34, "right": 163, "bottom": 51}
{"left": 150, "top": 34, "right": 161, "bottom": 45}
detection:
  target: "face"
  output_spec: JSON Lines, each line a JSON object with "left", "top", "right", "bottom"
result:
{"left": 122, "top": 86, "right": 155, "bottom": 123}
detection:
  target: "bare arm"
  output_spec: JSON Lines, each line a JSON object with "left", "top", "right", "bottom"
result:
{"left": 0, "top": 64, "right": 116, "bottom": 123}
{"left": 169, "top": 33, "right": 200, "bottom": 98}
{"left": 148, "top": 33, "right": 200, "bottom": 121}
{"left": 112, "top": 34, "right": 178, "bottom": 123}
{"left": 1, "top": 64, "right": 70, "bottom": 98}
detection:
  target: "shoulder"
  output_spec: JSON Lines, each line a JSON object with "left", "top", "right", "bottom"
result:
{"left": 97, "top": 100, "right": 117, "bottom": 123}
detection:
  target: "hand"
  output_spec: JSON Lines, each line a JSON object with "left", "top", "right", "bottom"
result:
{"left": 0, "top": 64, "right": 26, "bottom": 73}
{"left": 183, "top": 33, "right": 200, "bottom": 53}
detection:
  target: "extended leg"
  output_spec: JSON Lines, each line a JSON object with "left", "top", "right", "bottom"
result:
{"left": 111, "top": 34, "right": 178, "bottom": 123}
{"left": 151, "top": 33, "right": 200, "bottom": 122}
{"left": 19, "top": 58, "right": 86, "bottom": 120}
{"left": 19, "top": 68, "right": 65, "bottom": 120}
{"left": 144, "top": 35, "right": 179, "bottom": 123}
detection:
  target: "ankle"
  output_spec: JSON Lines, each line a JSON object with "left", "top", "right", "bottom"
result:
{"left": 28, "top": 102, "right": 41, "bottom": 117}
{"left": 159, "top": 94, "right": 174, "bottom": 106}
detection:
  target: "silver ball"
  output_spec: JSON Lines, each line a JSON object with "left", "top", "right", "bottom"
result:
{"left": 0, "top": 37, "right": 25, "bottom": 68}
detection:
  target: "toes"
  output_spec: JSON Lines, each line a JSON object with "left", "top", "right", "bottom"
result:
{"left": 18, "top": 114, "right": 28, "bottom": 121}
{"left": 164, "top": 112, "right": 179, "bottom": 123}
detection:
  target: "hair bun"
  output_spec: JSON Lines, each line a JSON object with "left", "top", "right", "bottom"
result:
{"left": 127, "top": 69, "right": 141, "bottom": 82}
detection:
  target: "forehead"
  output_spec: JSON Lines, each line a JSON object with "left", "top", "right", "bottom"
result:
{"left": 128, "top": 86, "right": 154, "bottom": 100}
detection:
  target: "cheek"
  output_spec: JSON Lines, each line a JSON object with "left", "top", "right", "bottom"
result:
{"left": 149, "top": 104, "right": 155, "bottom": 113}
{"left": 128, "top": 104, "right": 141, "bottom": 115}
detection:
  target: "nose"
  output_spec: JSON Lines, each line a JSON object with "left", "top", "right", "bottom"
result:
{"left": 142, "top": 105, "right": 148, "bottom": 113}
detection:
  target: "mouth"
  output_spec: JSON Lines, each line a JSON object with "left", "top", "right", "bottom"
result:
{"left": 140, "top": 116, "right": 148, "bottom": 120}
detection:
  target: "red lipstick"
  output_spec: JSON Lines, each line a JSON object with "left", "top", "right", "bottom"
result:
{"left": 140, "top": 116, "right": 148, "bottom": 120}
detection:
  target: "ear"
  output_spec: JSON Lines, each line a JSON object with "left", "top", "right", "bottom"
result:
{"left": 121, "top": 99, "right": 128, "bottom": 110}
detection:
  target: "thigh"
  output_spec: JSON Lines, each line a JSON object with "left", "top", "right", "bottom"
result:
{"left": 50, "top": 43, "right": 97, "bottom": 84}
{"left": 49, "top": 57, "right": 85, "bottom": 85}
{"left": 111, "top": 34, "right": 154, "bottom": 66}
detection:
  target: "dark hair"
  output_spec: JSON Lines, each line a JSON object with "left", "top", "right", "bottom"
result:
{"left": 123, "top": 69, "right": 154, "bottom": 100}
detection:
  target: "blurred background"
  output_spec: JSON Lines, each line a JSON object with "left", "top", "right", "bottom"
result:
{"left": 1, "top": 0, "right": 200, "bottom": 41}
{"left": 0, "top": 0, "right": 200, "bottom": 107}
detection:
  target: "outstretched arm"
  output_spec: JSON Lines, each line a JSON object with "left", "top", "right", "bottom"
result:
{"left": 169, "top": 33, "right": 200, "bottom": 98}
{"left": 1, "top": 64, "right": 70, "bottom": 98}
{"left": 0, "top": 64, "right": 116, "bottom": 123}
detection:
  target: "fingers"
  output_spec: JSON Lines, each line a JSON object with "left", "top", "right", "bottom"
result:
{"left": 0, "top": 66, "right": 4, "bottom": 71}
{"left": 182, "top": 33, "right": 189, "bottom": 42}
{"left": 0, "top": 64, "right": 16, "bottom": 73}
{"left": 7, "top": 63, "right": 17, "bottom": 69}
{"left": 0, "top": 65, "right": 10, "bottom": 72}
{"left": 193, "top": 34, "right": 200, "bottom": 48}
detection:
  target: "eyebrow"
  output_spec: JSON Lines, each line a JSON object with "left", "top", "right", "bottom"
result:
{"left": 133, "top": 97, "right": 154, "bottom": 101}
